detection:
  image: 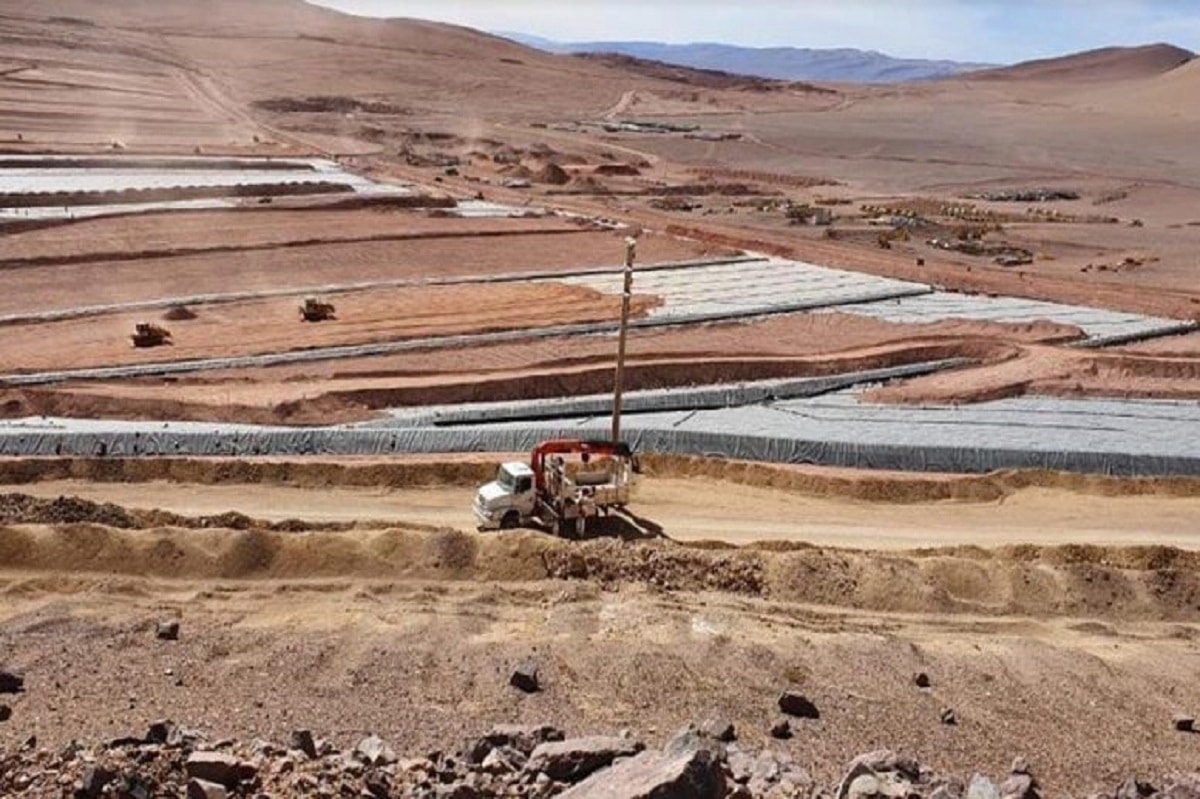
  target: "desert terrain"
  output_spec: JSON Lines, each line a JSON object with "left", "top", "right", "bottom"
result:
{"left": 2, "top": 2, "right": 1200, "bottom": 797}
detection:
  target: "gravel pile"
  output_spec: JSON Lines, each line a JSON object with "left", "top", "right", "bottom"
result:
{"left": 3, "top": 717, "right": 1197, "bottom": 799}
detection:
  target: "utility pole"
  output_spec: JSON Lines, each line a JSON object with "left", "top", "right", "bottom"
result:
{"left": 611, "top": 236, "right": 636, "bottom": 444}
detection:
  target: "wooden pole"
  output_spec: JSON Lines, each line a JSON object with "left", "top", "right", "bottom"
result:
{"left": 612, "top": 236, "right": 636, "bottom": 444}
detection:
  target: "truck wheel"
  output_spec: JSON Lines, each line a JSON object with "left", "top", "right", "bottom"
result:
{"left": 500, "top": 511, "right": 520, "bottom": 530}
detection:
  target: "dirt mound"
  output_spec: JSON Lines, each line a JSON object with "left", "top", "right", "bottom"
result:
{"left": 535, "top": 162, "right": 570, "bottom": 185}
{"left": 3, "top": 515, "right": 1200, "bottom": 621}
{"left": 972, "top": 43, "right": 1193, "bottom": 82}
{"left": 161, "top": 305, "right": 197, "bottom": 321}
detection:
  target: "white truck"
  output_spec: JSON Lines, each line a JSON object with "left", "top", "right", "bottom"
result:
{"left": 474, "top": 439, "right": 636, "bottom": 537}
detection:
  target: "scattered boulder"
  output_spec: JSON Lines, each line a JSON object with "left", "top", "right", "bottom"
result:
{"left": 156, "top": 620, "right": 180, "bottom": 641}
{"left": 510, "top": 660, "right": 540, "bottom": 693}
{"left": 941, "top": 707, "right": 958, "bottom": 726}
{"left": 186, "top": 778, "right": 228, "bottom": 799}
{"left": 778, "top": 691, "right": 820, "bottom": 719}
{"left": 77, "top": 764, "right": 114, "bottom": 798}
{"left": 0, "top": 665, "right": 25, "bottom": 693}
{"left": 1001, "top": 772, "right": 1038, "bottom": 799}
{"left": 770, "top": 719, "right": 792, "bottom": 739}
{"left": 1173, "top": 714, "right": 1195, "bottom": 732}
{"left": 146, "top": 719, "right": 176, "bottom": 744}
{"left": 914, "top": 672, "right": 932, "bottom": 688}
{"left": 838, "top": 750, "right": 921, "bottom": 799}
{"left": 355, "top": 734, "right": 397, "bottom": 766}
{"left": 700, "top": 717, "right": 736, "bottom": 743}
{"left": 968, "top": 775, "right": 1002, "bottom": 799}
{"left": 0, "top": 704, "right": 10, "bottom": 722}
{"left": 526, "top": 736, "right": 645, "bottom": 783}
{"left": 290, "top": 728, "right": 318, "bottom": 759}
{"left": 466, "top": 723, "right": 565, "bottom": 762}
{"left": 558, "top": 746, "right": 726, "bottom": 799}
{"left": 184, "top": 752, "right": 255, "bottom": 788}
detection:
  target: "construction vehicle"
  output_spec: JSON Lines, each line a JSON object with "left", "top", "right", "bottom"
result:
{"left": 130, "top": 323, "right": 171, "bottom": 348}
{"left": 474, "top": 439, "right": 637, "bottom": 537}
{"left": 299, "top": 296, "right": 336, "bottom": 322}
{"left": 473, "top": 238, "right": 643, "bottom": 539}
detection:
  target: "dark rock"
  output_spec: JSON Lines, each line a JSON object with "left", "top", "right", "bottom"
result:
{"left": 778, "top": 691, "right": 819, "bottom": 719}
{"left": 1173, "top": 714, "right": 1195, "bottom": 732}
{"left": 700, "top": 717, "right": 736, "bottom": 742}
{"left": 146, "top": 719, "right": 176, "bottom": 744}
{"left": 185, "top": 752, "right": 254, "bottom": 788}
{"left": 557, "top": 747, "right": 726, "bottom": 799}
{"left": 78, "top": 764, "right": 115, "bottom": 798}
{"left": 510, "top": 660, "right": 540, "bottom": 693}
{"left": 156, "top": 620, "right": 180, "bottom": 641}
{"left": 186, "top": 779, "right": 228, "bottom": 799}
{"left": 941, "top": 707, "right": 958, "bottom": 725}
{"left": 363, "top": 769, "right": 391, "bottom": 798}
{"left": 290, "top": 728, "right": 317, "bottom": 759}
{"left": 770, "top": 719, "right": 793, "bottom": 739}
{"left": 465, "top": 723, "right": 565, "bottom": 762}
{"left": 356, "top": 734, "right": 397, "bottom": 766}
{"left": 0, "top": 665, "right": 25, "bottom": 693}
{"left": 526, "top": 736, "right": 645, "bottom": 783}
{"left": 0, "top": 703, "right": 10, "bottom": 722}
{"left": 914, "top": 672, "right": 932, "bottom": 688}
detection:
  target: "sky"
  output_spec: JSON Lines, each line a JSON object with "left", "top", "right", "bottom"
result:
{"left": 307, "top": 0, "right": 1200, "bottom": 64}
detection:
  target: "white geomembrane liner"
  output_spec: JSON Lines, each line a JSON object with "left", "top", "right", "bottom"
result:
{"left": 557, "top": 256, "right": 1189, "bottom": 344}
{"left": 832, "top": 292, "right": 1187, "bottom": 345}
{"left": 557, "top": 257, "right": 928, "bottom": 319}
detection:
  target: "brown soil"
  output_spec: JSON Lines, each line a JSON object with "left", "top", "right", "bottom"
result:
{"left": 0, "top": 282, "right": 661, "bottom": 374}
{"left": 3, "top": 469, "right": 1200, "bottom": 792}
{"left": 866, "top": 344, "right": 1200, "bottom": 405}
{"left": 4, "top": 314, "right": 1076, "bottom": 424}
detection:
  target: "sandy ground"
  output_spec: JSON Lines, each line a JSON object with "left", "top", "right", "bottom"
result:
{"left": 12, "top": 476, "right": 1200, "bottom": 550}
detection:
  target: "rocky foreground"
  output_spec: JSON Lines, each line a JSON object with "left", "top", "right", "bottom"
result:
{"left": 2, "top": 709, "right": 1198, "bottom": 799}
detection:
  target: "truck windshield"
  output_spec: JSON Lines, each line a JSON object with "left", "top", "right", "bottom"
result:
{"left": 496, "top": 466, "right": 516, "bottom": 491}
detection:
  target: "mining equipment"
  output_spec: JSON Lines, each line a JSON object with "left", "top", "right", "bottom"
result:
{"left": 130, "top": 323, "right": 171, "bottom": 348}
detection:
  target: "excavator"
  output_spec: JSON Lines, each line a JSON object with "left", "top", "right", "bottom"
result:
{"left": 299, "top": 297, "right": 336, "bottom": 322}
{"left": 130, "top": 323, "right": 171, "bottom": 348}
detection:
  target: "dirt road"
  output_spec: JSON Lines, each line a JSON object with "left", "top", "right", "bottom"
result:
{"left": 17, "top": 476, "right": 1200, "bottom": 549}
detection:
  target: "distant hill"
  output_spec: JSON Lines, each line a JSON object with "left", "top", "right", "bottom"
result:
{"left": 499, "top": 35, "right": 994, "bottom": 83}
{"left": 970, "top": 43, "right": 1194, "bottom": 82}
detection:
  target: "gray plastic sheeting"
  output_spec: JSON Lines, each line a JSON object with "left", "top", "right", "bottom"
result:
{"left": 1, "top": 392, "right": 1197, "bottom": 477}
{"left": 367, "top": 360, "right": 971, "bottom": 428}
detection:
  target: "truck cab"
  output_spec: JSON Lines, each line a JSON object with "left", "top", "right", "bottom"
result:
{"left": 473, "top": 461, "right": 535, "bottom": 529}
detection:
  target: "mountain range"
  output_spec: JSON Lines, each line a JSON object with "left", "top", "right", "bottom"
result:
{"left": 500, "top": 33, "right": 996, "bottom": 83}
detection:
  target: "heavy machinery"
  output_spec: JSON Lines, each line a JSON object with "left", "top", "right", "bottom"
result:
{"left": 473, "top": 237, "right": 642, "bottom": 539}
{"left": 130, "top": 323, "right": 171, "bottom": 348}
{"left": 474, "top": 439, "right": 637, "bottom": 537}
{"left": 300, "top": 296, "right": 336, "bottom": 322}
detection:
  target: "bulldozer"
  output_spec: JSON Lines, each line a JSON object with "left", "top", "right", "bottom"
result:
{"left": 130, "top": 323, "right": 171, "bottom": 348}
{"left": 299, "top": 296, "right": 336, "bottom": 322}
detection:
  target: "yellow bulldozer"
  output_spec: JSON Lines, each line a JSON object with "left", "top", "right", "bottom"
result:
{"left": 300, "top": 296, "right": 336, "bottom": 322}
{"left": 130, "top": 323, "right": 172, "bottom": 348}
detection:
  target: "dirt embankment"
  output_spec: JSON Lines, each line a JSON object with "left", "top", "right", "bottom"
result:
{"left": 866, "top": 344, "right": 1200, "bottom": 405}
{"left": 2, "top": 501, "right": 1200, "bottom": 622}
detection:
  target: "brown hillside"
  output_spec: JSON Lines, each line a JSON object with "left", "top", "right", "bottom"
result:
{"left": 972, "top": 43, "right": 1193, "bottom": 82}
